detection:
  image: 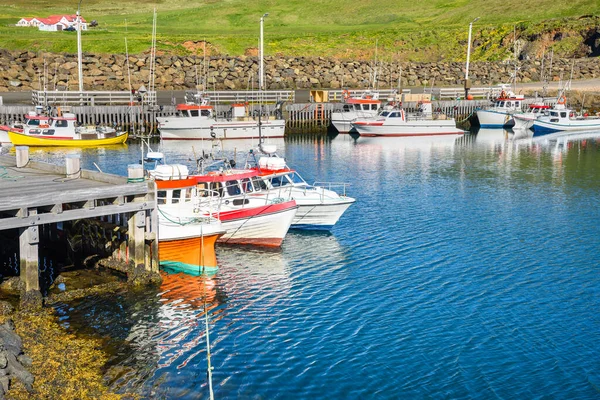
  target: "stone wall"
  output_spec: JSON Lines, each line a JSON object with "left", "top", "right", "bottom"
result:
{"left": 0, "top": 49, "right": 598, "bottom": 92}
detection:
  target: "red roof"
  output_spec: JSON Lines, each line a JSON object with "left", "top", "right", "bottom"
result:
{"left": 27, "top": 14, "right": 86, "bottom": 25}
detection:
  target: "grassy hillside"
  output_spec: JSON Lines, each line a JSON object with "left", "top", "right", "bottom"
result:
{"left": 0, "top": 0, "right": 598, "bottom": 61}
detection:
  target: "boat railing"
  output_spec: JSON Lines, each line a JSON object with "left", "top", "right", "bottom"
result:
{"left": 313, "top": 182, "right": 351, "bottom": 198}
{"left": 193, "top": 188, "right": 223, "bottom": 219}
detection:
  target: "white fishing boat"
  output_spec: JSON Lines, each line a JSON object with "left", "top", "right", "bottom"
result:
{"left": 153, "top": 172, "right": 226, "bottom": 275}
{"left": 191, "top": 166, "right": 298, "bottom": 247}
{"left": 157, "top": 102, "right": 285, "bottom": 140}
{"left": 330, "top": 91, "right": 382, "bottom": 133}
{"left": 513, "top": 103, "right": 551, "bottom": 130}
{"left": 246, "top": 145, "right": 356, "bottom": 230}
{"left": 476, "top": 87, "right": 525, "bottom": 128}
{"left": 532, "top": 97, "right": 600, "bottom": 136}
{"left": 351, "top": 102, "right": 464, "bottom": 137}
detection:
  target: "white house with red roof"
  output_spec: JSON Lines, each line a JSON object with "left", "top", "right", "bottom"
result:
{"left": 16, "top": 15, "right": 87, "bottom": 31}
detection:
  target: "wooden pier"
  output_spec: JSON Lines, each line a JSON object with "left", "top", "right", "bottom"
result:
{"left": 0, "top": 150, "right": 159, "bottom": 308}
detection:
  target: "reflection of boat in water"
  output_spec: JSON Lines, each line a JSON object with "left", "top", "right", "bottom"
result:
{"left": 475, "top": 128, "right": 513, "bottom": 144}
{"left": 354, "top": 134, "right": 459, "bottom": 149}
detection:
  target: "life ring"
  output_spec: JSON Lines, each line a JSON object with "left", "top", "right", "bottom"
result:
{"left": 39, "top": 124, "right": 49, "bottom": 128}
{"left": 342, "top": 90, "right": 350, "bottom": 100}
{"left": 557, "top": 95, "right": 566, "bottom": 105}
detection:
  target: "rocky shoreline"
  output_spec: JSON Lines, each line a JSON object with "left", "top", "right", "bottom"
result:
{"left": 0, "top": 49, "right": 598, "bottom": 92}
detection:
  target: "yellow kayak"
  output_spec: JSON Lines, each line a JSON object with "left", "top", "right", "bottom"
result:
{"left": 8, "top": 130, "right": 128, "bottom": 147}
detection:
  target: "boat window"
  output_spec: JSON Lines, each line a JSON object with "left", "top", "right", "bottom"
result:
{"left": 514, "top": 101, "right": 520, "bottom": 108}
{"left": 185, "top": 188, "right": 192, "bottom": 201}
{"left": 190, "top": 110, "right": 199, "bottom": 117}
{"left": 157, "top": 190, "right": 167, "bottom": 205}
{"left": 550, "top": 111, "right": 558, "bottom": 117}
{"left": 380, "top": 111, "right": 391, "bottom": 117}
{"left": 270, "top": 176, "right": 285, "bottom": 187}
{"left": 171, "top": 189, "right": 181, "bottom": 204}
{"left": 225, "top": 180, "right": 241, "bottom": 196}
{"left": 390, "top": 112, "right": 401, "bottom": 118}
{"left": 43, "top": 129, "right": 55, "bottom": 135}
{"left": 196, "top": 183, "right": 209, "bottom": 197}
{"left": 209, "top": 182, "right": 223, "bottom": 197}
{"left": 28, "top": 129, "right": 41, "bottom": 135}
{"left": 342, "top": 105, "right": 351, "bottom": 112}
{"left": 241, "top": 178, "right": 253, "bottom": 193}
{"left": 354, "top": 104, "right": 361, "bottom": 111}
{"left": 560, "top": 112, "right": 567, "bottom": 118}
{"left": 252, "top": 177, "right": 267, "bottom": 190}
{"left": 362, "top": 104, "right": 369, "bottom": 111}
{"left": 371, "top": 104, "right": 378, "bottom": 110}
{"left": 55, "top": 120, "right": 68, "bottom": 128}
{"left": 499, "top": 101, "right": 505, "bottom": 107}
{"left": 27, "top": 119, "right": 40, "bottom": 126}
{"left": 201, "top": 110, "right": 211, "bottom": 117}
{"left": 505, "top": 101, "right": 512, "bottom": 107}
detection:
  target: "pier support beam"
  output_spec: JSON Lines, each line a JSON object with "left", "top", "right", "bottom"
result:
{"left": 128, "top": 210, "right": 146, "bottom": 269}
{"left": 18, "top": 209, "right": 42, "bottom": 309}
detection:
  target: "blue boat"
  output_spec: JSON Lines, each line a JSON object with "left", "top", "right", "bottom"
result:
{"left": 532, "top": 95, "right": 600, "bottom": 136}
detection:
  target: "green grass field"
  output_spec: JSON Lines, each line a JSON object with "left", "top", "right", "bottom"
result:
{"left": 0, "top": 0, "right": 598, "bottom": 61}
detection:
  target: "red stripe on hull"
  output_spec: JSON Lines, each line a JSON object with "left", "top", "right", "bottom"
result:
{"left": 161, "top": 135, "right": 285, "bottom": 140}
{"left": 218, "top": 201, "right": 296, "bottom": 221}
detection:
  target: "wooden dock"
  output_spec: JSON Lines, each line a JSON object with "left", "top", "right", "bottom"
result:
{"left": 0, "top": 151, "right": 158, "bottom": 308}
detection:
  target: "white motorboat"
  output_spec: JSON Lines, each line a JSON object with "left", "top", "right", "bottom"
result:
{"left": 157, "top": 102, "right": 285, "bottom": 140}
{"left": 330, "top": 91, "right": 382, "bottom": 133}
{"left": 532, "top": 97, "right": 600, "bottom": 136}
{"left": 350, "top": 103, "right": 464, "bottom": 137}
{"left": 476, "top": 87, "right": 525, "bottom": 128}
{"left": 246, "top": 145, "right": 356, "bottom": 230}
{"left": 513, "top": 103, "right": 551, "bottom": 130}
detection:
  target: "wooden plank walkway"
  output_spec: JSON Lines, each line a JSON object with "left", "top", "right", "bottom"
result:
{"left": 0, "top": 153, "right": 158, "bottom": 307}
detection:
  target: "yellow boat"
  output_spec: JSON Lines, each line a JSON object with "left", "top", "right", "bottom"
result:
{"left": 8, "top": 130, "right": 128, "bottom": 147}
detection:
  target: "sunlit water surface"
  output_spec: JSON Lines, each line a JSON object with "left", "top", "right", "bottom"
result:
{"left": 27, "top": 129, "right": 600, "bottom": 399}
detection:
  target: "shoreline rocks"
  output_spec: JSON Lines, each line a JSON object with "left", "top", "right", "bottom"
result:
{"left": 0, "top": 49, "right": 598, "bottom": 92}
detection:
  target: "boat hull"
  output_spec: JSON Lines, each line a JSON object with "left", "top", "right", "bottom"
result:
{"left": 8, "top": 130, "right": 128, "bottom": 147}
{"left": 159, "top": 120, "right": 286, "bottom": 140}
{"left": 292, "top": 200, "right": 355, "bottom": 230}
{"left": 476, "top": 109, "right": 515, "bottom": 128}
{"left": 218, "top": 201, "right": 298, "bottom": 247}
{"left": 331, "top": 111, "right": 378, "bottom": 134}
{"left": 352, "top": 120, "right": 464, "bottom": 137}
{"left": 158, "top": 219, "right": 224, "bottom": 274}
{"left": 533, "top": 119, "right": 600, "bottom": 136}
{"left": 512, "top": 114, "right": 535, "bottom": 130}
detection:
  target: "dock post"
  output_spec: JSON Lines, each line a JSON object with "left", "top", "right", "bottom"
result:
{"left": 128, "top": 210, "right": 146, "bottom": 270}
{"left": 16, "top": 146, "right": 29, "bottom": 168}
{"left": 66, "top": 154, "right": 81, "bottom": 179}
{"left": 19, "top": 209, "right": 42, "bottom": 309}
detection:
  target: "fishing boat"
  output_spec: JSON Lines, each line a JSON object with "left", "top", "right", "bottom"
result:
{"left": 154, "top": 175, "right": 226, "bottom": 275}
{"left": 330, "top": 91, "right": 382, "bottom": 134}
{"left": 532, "top": 96, "right": 600, "bottom": 136}
{"left": 512, "top": 103, "right": 551, "bottom": 130}
{"left": 7, "top": 112, "right": 127, "bottom": 147}
{"left": 191, "top": 166, "right": 298, "bottom": 247}
{"left": 476, "top": 87, "right": 525, "bottom": 128}
{"left": 350, "top": 103, "right": 464, "bottom": 137}
{"left": 0, "top": 108, "right": 53, "bottom": 144}
{"left": 157, "top": 101, "right": 285, "bottom": 140}
{"left": 246, "top": 145, "right": 356, "bottom": 230}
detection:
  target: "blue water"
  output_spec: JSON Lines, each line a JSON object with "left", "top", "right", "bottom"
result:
{"left": 40, "top": 129, "right": 600, "bottom": 399}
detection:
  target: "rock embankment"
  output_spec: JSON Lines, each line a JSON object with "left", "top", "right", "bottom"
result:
{"left": 0, "top": 49, "right": 598, "bottom": 92}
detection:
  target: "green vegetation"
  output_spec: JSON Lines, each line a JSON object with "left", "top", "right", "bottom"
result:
{"left": 0, "top": 0, "right": 598, "bottom": 61}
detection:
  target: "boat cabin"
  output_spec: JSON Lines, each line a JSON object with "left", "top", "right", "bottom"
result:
{"left": 175, "top": 104, "right": 213, "bottom": 118}
{"left": 23, "top": 113, "right": 78, "bottom": 137}
{"left": 493, "top": 89, "right": 525, "bottom": 111}
{"left": 341, "top": 98, "right": 381, "bottom": 113}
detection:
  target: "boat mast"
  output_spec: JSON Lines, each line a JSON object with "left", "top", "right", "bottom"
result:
{"left": 76, "top": 0, "right": 84, "bottom": 92}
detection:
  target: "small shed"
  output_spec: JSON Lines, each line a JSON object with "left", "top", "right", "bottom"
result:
{"left": 310, "top": 90, "right": 329, "bottom": 103}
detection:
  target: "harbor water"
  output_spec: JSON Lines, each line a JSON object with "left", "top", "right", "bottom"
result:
{"left": 19, "top": 129, "right": 600, "bottom": 398}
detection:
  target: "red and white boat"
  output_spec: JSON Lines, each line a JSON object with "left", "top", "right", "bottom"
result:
{"left": 351, "top": 102, "right": 464, "bottom": 137}
{"left": 191, "top": 166, "right": 298, "bottom": 247}
{"left": 0, "top": 111, "right": 50, "bottom": 144}
{"left": 157, "top": 102, "right": 285, "bottom": 140}
{"left": 330, "top": 91, "right": 382, "bottom": 133}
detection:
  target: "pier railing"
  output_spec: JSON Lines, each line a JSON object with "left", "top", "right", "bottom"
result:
{"left": 32, "top": 90, "right": 158, "bottom": 106}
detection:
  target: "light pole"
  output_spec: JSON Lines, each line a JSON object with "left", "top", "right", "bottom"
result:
{"left": 259, "top": 13, "right": 269, "bottom": 91}
{"left": 464, "top": 17, "right": 479, "bottom": 99}
{"left": 77, "top": 0, "right": 84, "bottom": 92}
